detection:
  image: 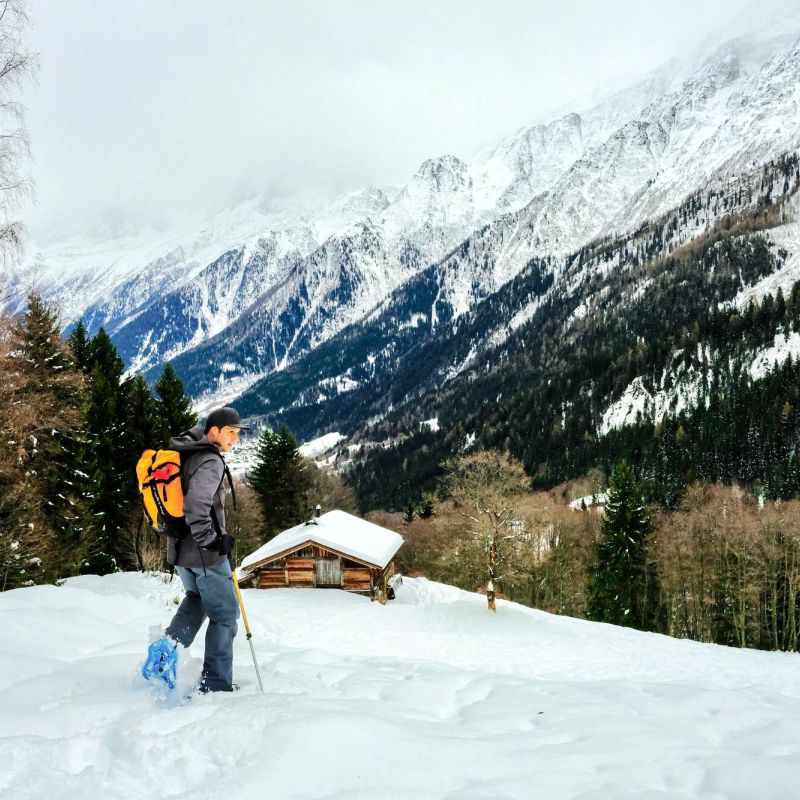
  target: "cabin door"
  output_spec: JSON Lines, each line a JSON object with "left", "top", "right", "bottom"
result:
{"left": 314, "top": 557, "right": 342, "bottom": 587}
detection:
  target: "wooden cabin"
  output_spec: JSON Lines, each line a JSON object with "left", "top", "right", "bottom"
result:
{"left": 237, "top": 510, "right": 404, "bottom": 602}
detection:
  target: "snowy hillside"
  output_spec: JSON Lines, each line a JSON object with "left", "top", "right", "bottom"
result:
{"left": 0, "top": 27, "right": 723, "bottom": 389}
{"left": 172, "top": 24, "right": 800, "bottom": 407}
{"left": 9, "top": 20, "right": 800, "bottom": 420}
{"left": 2, "top": 573, "right": 799, "bottom": 799}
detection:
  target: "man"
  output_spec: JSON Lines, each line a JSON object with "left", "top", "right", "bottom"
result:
{"left": 142, "top": 406, "right": 251, "bottom": 693}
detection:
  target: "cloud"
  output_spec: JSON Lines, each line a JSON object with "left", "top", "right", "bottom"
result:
{"left": 22, "top": 0, "right": 777, "bottom": 241}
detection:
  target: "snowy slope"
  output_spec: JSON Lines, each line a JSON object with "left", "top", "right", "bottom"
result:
{"left": 8, "top": 189, "right": 391, "bottom": 376}
{"left": 451, "top": 31, "right": 800, "bottom": 304}
{"left": 230, "top": 24, "right": 800, "bottom": 419}
{"left": 10, "top": 21, "right": 800, "bottom": 414}
{"left": 9, "top": 44, "right": 671, "bottom": 392}
{"left": 1, "top": 573, "right": 799, "bottom": 799}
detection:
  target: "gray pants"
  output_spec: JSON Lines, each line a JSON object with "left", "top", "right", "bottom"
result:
{"left": 165, "top": 559, "right": 239, "bottom": 691}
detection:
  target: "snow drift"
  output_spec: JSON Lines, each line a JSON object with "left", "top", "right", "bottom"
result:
{"left": 1, "top": 574, "right": 799, "bottom": 799}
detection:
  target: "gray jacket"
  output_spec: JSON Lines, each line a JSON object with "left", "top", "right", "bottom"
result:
{"left": 167, "top": 425, "right": 229, "bottom": 569}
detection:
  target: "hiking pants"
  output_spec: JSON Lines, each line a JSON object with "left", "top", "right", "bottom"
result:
{"left": 165, "top": 559, "right": 239, "bottom": 691}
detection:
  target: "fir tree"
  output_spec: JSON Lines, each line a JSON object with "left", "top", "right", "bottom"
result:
{"left": 418, "top": 493, "right": 435, "bottom": 518}
{"left": 2, "top": 294, "right": 92, "bottom": 586}
{"left": 124, "top": 375, "right": 161, "bottom": 454}
{"left": 249, "top": 425, "right": 311, "bottom": 541}
{"left": 66, "top": 320, "right": 90, "bottom": 373}
{"left": 84, "top": 328, "right": 131, "bottom": 573}
{"left": 154, "top": 362, "right": 197, "bottom": 443}
{"left": 586, "top": 460, "right": 659, "bottom": 630}
{"left": 121, "top": 374, "right": 162, "bottom": 570}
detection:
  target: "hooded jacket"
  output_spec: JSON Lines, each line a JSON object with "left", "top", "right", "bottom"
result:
{"left": 168, "top": 424, "right": 229, "bottom": 569}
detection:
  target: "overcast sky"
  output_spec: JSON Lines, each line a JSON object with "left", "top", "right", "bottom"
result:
{"left": 21, "top": 0, "right": 787, "bottom": 241}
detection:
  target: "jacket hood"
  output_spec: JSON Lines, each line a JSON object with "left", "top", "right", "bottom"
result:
{"left": 169, "top": 424, "right": 222, "bottom": 454}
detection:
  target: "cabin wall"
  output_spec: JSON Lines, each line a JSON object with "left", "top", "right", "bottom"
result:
{"left": 248, "top": 544, "right": 393, "bottom": 596}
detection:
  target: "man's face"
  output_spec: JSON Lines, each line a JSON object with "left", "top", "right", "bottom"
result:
{"left": 207, "top": 425, "right": 240, "bottom": 452}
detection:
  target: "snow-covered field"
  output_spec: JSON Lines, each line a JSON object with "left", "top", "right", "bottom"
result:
{"left": 2, "top": 573, "right": 800, "bottom": 799}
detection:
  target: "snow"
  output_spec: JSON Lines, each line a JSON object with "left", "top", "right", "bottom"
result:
{"left": 599, "top": 377, "right": 653, "bottom": 435}
{"left": 298, "top": 432, "right": 346, "bottom": 459}
{"left": 420, "top": 417, "right": 440, "bottom": 433}
{"left": 750, "top": 330, "right": 800, "bottom": 379}
{"left": 600, "top": 369, "right": 706, "bottom": 435}
{"left": 191, "top": 374, "right": 266, "bottom": 419}
{"left": 569, "top": 492, "right": 608, "bottom": 510}
{"left": 241, "top": 510, "right": 404, "bottom": 572}
{"left": 12, "top": 23, "right": 800, "bottom": 412}
{"left": 734, "top": 212, "right": 800, "bottom": 310}
{"left": 2, "top": 572, "right": 800, "bottom": 799}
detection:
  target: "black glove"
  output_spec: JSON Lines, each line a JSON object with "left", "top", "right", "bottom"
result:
{"left": 205, "top": 534, "right": 235, "bottom": 556}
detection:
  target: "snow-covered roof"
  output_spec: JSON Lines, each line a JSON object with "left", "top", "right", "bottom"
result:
{"left": 240, "top": 510, "right": 403, "bottom": 572}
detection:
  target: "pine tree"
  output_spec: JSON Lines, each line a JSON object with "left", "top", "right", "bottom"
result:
{"left": 154, "top": 362, "right": 197, "bottom": 444}
{"left": 2, "top": 294, "right": 92, "bottom": 586}
{"left": 125, "top": 375, "right": 161, "bottom": 454}
{"left": 418, "top": 493, "right": 435, "bottom": 518}
{"left": 66, "top": 320, "right": 90, "bottom": 373}
{"left": 249, "top": 425, "right": 312, "bottom": 541}
{"left": 84, "top": 328, "right": 131, "bottom": 573}
{"left": 121, "top": 374, "right": 162, "bottom": 570}
{"left": 586, "top": 460, "right": 659, "bottom": 630}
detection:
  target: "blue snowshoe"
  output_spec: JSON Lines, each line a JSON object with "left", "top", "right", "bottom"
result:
{"left": 141, "top": 637, "right": 178, "bottom": 689}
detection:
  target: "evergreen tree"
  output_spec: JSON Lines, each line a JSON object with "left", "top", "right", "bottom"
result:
{"left": 84, "top": 328, "right": 131, "bottom": 573}
{"left": 2, "top": 294, "right": 92, "bottom": 586}
{"left": 418, "top": 493, "right": 435, "bottom": 518}
{"left": 125, "top": 375, "right": 161, "bottom": 454}
{"left": 121, "top": 374, "right": 162, "bottom": 570}
{"left": 586, "top": 460, "right": 659, "bottom": 630}
{"left": 154, "top": 362, "right": 197, "bottom": 444}
{"left": 66, "top": 320, "right": 90, "bottom": 373}
{"left": 249, "top": 425, "right": 312, "bottom": 541}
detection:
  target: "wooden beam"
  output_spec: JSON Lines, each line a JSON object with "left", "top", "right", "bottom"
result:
{"left": 245, "top": 539, "right": 384, "bottom": 572}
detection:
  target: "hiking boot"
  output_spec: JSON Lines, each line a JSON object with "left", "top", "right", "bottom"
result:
{"left": 197, "top": 681, "right": 239, "bottom": 694}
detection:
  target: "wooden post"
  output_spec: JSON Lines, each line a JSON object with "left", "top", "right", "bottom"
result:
{"left": 487, "top": 539, "right": 497, "bottom": 612}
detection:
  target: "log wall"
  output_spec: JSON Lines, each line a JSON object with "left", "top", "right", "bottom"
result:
{"left": 246, "top": 543, "right": 392, "bottom": 595}
{"left": 343, "top": 567, "right": 373, "bottom": 592}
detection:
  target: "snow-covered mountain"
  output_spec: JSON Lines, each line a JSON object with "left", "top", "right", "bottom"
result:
{"left": 8, "top": 39, "right": 675, "bottom": 388}
{"left": 164, "top": 31, "right": 796, "bottom": 403}
{"left": 3, "top": 572, "right": 800, "bottom": 799}
{"left": 443, "top": 31, "right": 800, "bottom": 302}
{"left": 161, "top": 25, "right": 800, "bottom": 407}
{"left": 9, "top": 21, "right": 800, "bottom": 418}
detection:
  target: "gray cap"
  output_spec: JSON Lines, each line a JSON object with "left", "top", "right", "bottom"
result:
{"left": 204, "top": 406, "right": 252, "bottom": 432}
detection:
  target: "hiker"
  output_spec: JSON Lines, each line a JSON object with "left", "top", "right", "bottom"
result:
{"left": 142, "top": 406, "right": 251, "bottom": 693}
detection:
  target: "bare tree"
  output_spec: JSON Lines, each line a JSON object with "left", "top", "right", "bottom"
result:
{"left": 443, "top": 450, "right": 534, "bottom": 612}
{"left": 0, "top": 0, "right": 36, "bottom": 293}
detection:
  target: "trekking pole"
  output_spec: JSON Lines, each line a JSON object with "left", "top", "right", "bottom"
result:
{"left": 230, "top": 567, "right": 265, "bottom": 693}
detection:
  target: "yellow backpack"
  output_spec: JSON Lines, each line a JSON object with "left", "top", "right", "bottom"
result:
{"left": 136, "top": 447, "right": 235, "bottom": 539}
{"left": 136, "top": 449, "right": 189, "bottom": 537}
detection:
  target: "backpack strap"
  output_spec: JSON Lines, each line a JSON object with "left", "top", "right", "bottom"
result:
{"left": 210, "top": 456, "right": 236, "bottom": 537}
{"left": 221, "top": 458, "right": 237, "bottom": 511}
{"left": 182, "top": 450, "right": 236, "bottom": 539}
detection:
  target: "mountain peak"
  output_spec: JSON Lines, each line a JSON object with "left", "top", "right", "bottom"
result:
{"left": 413, "top": 155, "right": 470, "bottom": 191}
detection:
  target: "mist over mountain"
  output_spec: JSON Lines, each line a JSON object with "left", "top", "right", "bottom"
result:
{"left": 7, "top": 16, "right": 800, "bottom": 509}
